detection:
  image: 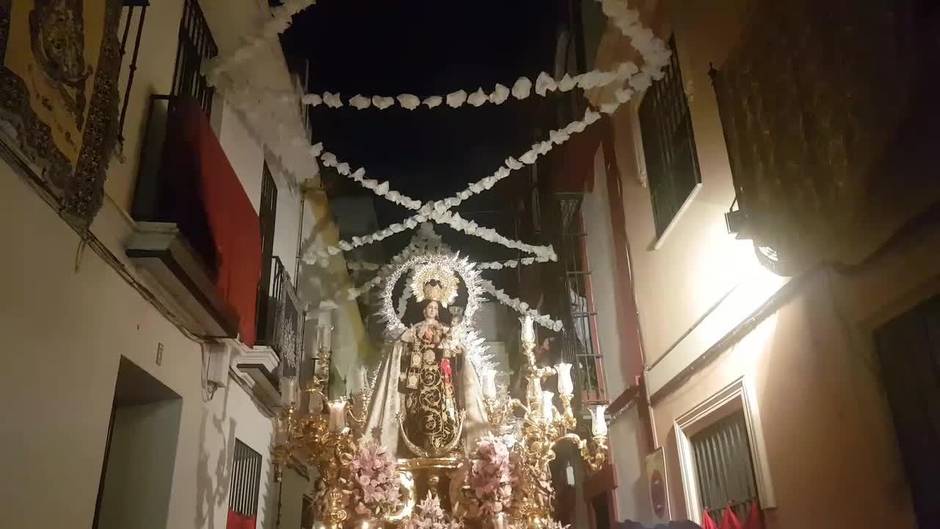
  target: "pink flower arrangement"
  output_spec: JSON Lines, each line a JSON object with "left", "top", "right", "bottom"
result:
{"left": 402, "top": 493, "right": 463, "bottom": 529}
{"left": 349, "top": 437, "right": 402, "bottom": 517}
{"left": 468, "top": 435, "right": 515, "bottom": 516}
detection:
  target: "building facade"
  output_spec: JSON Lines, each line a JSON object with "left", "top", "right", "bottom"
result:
{"left": 0, "top": 2, "right": 367, "bottom": 528}
{"left": 575, "top": 0, "right": 940, "bottom": 528}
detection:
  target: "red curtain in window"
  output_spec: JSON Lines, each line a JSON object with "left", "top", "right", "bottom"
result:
{"left": 717, "top": 507, "right": 742, "bottom": 529}
{"left": 742, "top": 502, "right": 764, "bottom": 529}
{"left": 226, "top": 511, "right": 256, "bottom": 529}
{"left": 701, "top": 510, "right": 719, "bottom": 529}
{"left": 166, "top": 98, "right": 262, "bottom": 345}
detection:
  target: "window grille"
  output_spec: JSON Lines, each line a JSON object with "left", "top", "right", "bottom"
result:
{"left": 691, "top": 410, "right": 759, "bottom": 519}
{"left": 172, "top": 0, "right": 217, "bottom": 116}
{"left": 638, "top": 35, "right": 702, "bottom": 237}
{"left": 229, "top": 439, "right": 263, "bottom": 521}
{"left": 558, "top": 194, "right": 607, "bottom": 405}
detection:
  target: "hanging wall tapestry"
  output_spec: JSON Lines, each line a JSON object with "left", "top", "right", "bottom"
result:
{"left": 0, "top": 0, "right": 120, "bottom": 225}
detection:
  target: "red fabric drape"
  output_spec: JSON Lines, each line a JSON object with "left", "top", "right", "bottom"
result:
{"left": 718, "top": 507, "right": 742, "bottom": 529}
{"left": 742, "top": 502, "right": 764, "bottom": 529}
{"left": 167, "top": 99, "right": 261, "bottom": 345}
{"left": 226, "top": 511, "right": 256, "bottom": 529}
{"left": 701, "top": 510, "right": 719, "bottom": 529}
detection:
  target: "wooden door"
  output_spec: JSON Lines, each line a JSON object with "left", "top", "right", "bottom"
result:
{"left": 875, "top": 295, "right": 940, "bottom": 528}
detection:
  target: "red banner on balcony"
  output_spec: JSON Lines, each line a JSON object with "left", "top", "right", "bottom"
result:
{"left": 165, "top": 98, "right": 262, "bottom": 345}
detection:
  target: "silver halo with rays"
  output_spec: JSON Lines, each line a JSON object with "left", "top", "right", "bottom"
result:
{"left": 381, "top": 253, "right": 482, "bottom": 337}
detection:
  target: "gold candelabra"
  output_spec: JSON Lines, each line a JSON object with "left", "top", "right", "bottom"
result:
{"left": 481, "top": 335, "right": 609, "bottom": 529}
{"left": 272, "top": 376, "right": 363, "bottom": 529}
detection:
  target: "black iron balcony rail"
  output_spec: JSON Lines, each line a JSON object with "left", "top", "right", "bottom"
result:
{"left": 257, "top": 256, "right": 303, "bottom": 374}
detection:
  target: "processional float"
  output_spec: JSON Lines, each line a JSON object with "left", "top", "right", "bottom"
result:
{"left": 273, "top": 254, "right": 608, "bottom": 529}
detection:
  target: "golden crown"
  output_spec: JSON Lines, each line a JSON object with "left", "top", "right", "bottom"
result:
{"left": 410, "top": 261, "right": 459, "bottom": 307}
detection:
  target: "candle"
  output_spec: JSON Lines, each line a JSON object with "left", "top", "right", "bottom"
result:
{"left": 359, "top": 366, "right": 370, "bottom": 392}
{"left": 541, "top": 391, "right": 555, "bottom": 421}
{"left": 481, "top": 369, "right": 497, "bottom": 398}
{"left": 328, "top": 399, "right": 347, "bottom": 432}
{"left": 526, "top": 376, "right": 542, "bottom": 405}
{"left": 281, "top": 377, "right": 297, "bottom": 406}
{"left": 494, "top": 513, "right": 508, "bottom": 529}
{"left": 555, "top": 362, "right": 573, "bottom": 395}
{"left": 520, "top": 315, "right": 535, "bottom": 344}
{"left": 590, "top": 404, "right": 608, "bottom": 436}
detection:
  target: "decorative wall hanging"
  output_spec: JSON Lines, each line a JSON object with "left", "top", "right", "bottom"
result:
{"left": 0, "top": 0, "right": 121, "bottom": 225}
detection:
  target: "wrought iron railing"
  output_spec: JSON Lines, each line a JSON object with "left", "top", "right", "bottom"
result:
{"left": 117, "top": 1, "right": 148, "bottom": 144}
{"left": 257, "top": 256, "right": 304, "bottom": 374}
{"left": 556, "top": 194, "right": 608, "bottom": 406}
{"left": 172, "top": 0, "right": 217, "bottom": 116}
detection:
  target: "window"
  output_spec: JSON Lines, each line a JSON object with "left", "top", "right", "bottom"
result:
{"left": 256, "top": 162, "right": 278, "bottom": 341}
{"left": 691, "top": 410, "right": 758, "bottom": 519}
{"left": 675, "top": 377, "right": 775, "bottom": 525}
{"left": 172, "top": 0, "right": 218, "bottom": 115}
{"left": 228, "top": 440, "right": 263, "bottom": 528}
{"left": 638, "top": 36, "right": 702, "bottom": 239}
{"left": 558, "top": 195, "right": 607, "bottom": 405}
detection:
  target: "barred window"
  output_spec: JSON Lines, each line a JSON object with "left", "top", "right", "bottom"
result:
{"left": 691, "top": 410, "right": 759, "bottom": 519}
{"left": 172, "top": 0, "right": 218, "bottom": 115}
{"left": 638, "top": 35, "right": 702, "bottom": 238}
{"left": 229, "top": 440, "right": 263, "bottom": 523}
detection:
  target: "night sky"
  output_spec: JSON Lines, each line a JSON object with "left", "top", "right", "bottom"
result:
{"left": 281, "top": 0, "right": 561, "bottom": 210}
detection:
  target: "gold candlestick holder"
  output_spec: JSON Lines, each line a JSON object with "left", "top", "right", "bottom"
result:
{"left": 505, "top": 340, "right": 610, "bottom": 529}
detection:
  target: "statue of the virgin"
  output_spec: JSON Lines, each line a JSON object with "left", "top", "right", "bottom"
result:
{"left": 365, "top": 258, "right": 488, "bottom": 458}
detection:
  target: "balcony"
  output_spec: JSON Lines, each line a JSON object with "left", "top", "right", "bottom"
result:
{"left": 127, "top": 95, "right": 262, "bottom": 344}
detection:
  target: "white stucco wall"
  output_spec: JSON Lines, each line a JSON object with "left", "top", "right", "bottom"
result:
{"left": 0, "top": 167, "right": 288, "bottom": 529}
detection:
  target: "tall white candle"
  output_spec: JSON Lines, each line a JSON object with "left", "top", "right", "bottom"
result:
{"left": 520, "top": 315, "right": 535, "bottom": 344}
{"left": 541, "top": 391, "right": 555, "bottom": 421}
{"left": 481, "top": 369, "right": 497, "bottom": 398}
{"left": 328, "top": 399, "right": 347, "bottom": 432}
{"left": 555, "top": 362, "right": 573, "bottom": 395}
{"left": 281, "top": 377, "right": 297, "bottom": 406}
{"left": 590, "top": 404, "right": 608, "bottom": 436}
{"left": 494, "top": 513, "right": 508, "bottom": 529}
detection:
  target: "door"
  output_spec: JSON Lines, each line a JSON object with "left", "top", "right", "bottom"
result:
{"left": 875, "top": 295, "right": 940, "bottom": 528}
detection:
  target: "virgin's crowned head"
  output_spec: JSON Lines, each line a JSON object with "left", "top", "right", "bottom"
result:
{"left": 422, "top": 279, "right": 444, "bottom": 304}
{"left": 423, "top": 300, "right": 440, "bottom": 320}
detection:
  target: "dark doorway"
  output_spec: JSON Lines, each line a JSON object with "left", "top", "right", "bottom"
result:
{"left": 93, "top": 357, "right": 182, "bottom": 529}
{"left": 875, "top": 295, "right": 940, "bottom": 528}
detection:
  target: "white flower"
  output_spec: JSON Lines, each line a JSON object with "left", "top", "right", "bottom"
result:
{"left": 336, "top": 162, "right": 351, "bottom": 175}
{"left": 423, "top": 96, "right": 443, "bottom": 108}
{"left": 310, "top": 142, "right": 324, "bottom": 157}
{"left": 601, "top": 102, "right": 620, "bottom": 114}
{"left": 467, "top": 88, "right": 488, "bottom": 107}
{"left": 397, "top": 94, "right": 421, "bottom": 110}
{"left": 535, "top": 72, "right": 557, "bottom": 96}
{"left": 520, "top": 150, "right": 538, "bottom": 165}
{"left": 505, "top": 157, "right": 523, "bottom": 170}
{"left": 511, "top": 77, "right": 532, "bottom": 99}
{"left": 350, "top": 94, "right": 372, "bottom": 110}
{"left": 302, "top": 93, "right": 322, "bottom": 106}
{"left": 373, "top": 96, "right": 395, "bottom": 109}
{"left": 489, "top": 83, "right": 510, "bottom": 104}
{"left": 446, "top": 90, "right": 468, "bottom": 108}
{"left": 558, "top": 73, "right": 577, "bottom": 91}
{"left": 615, "top": 88, "right": 635, "bottom": 103}
{"left": 323, "top": 91, "right": 343, "bottom": 108}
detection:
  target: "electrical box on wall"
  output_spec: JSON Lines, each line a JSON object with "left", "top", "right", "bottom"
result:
{"left": 204, "top": 342, "right": 231, "bottom": 386}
